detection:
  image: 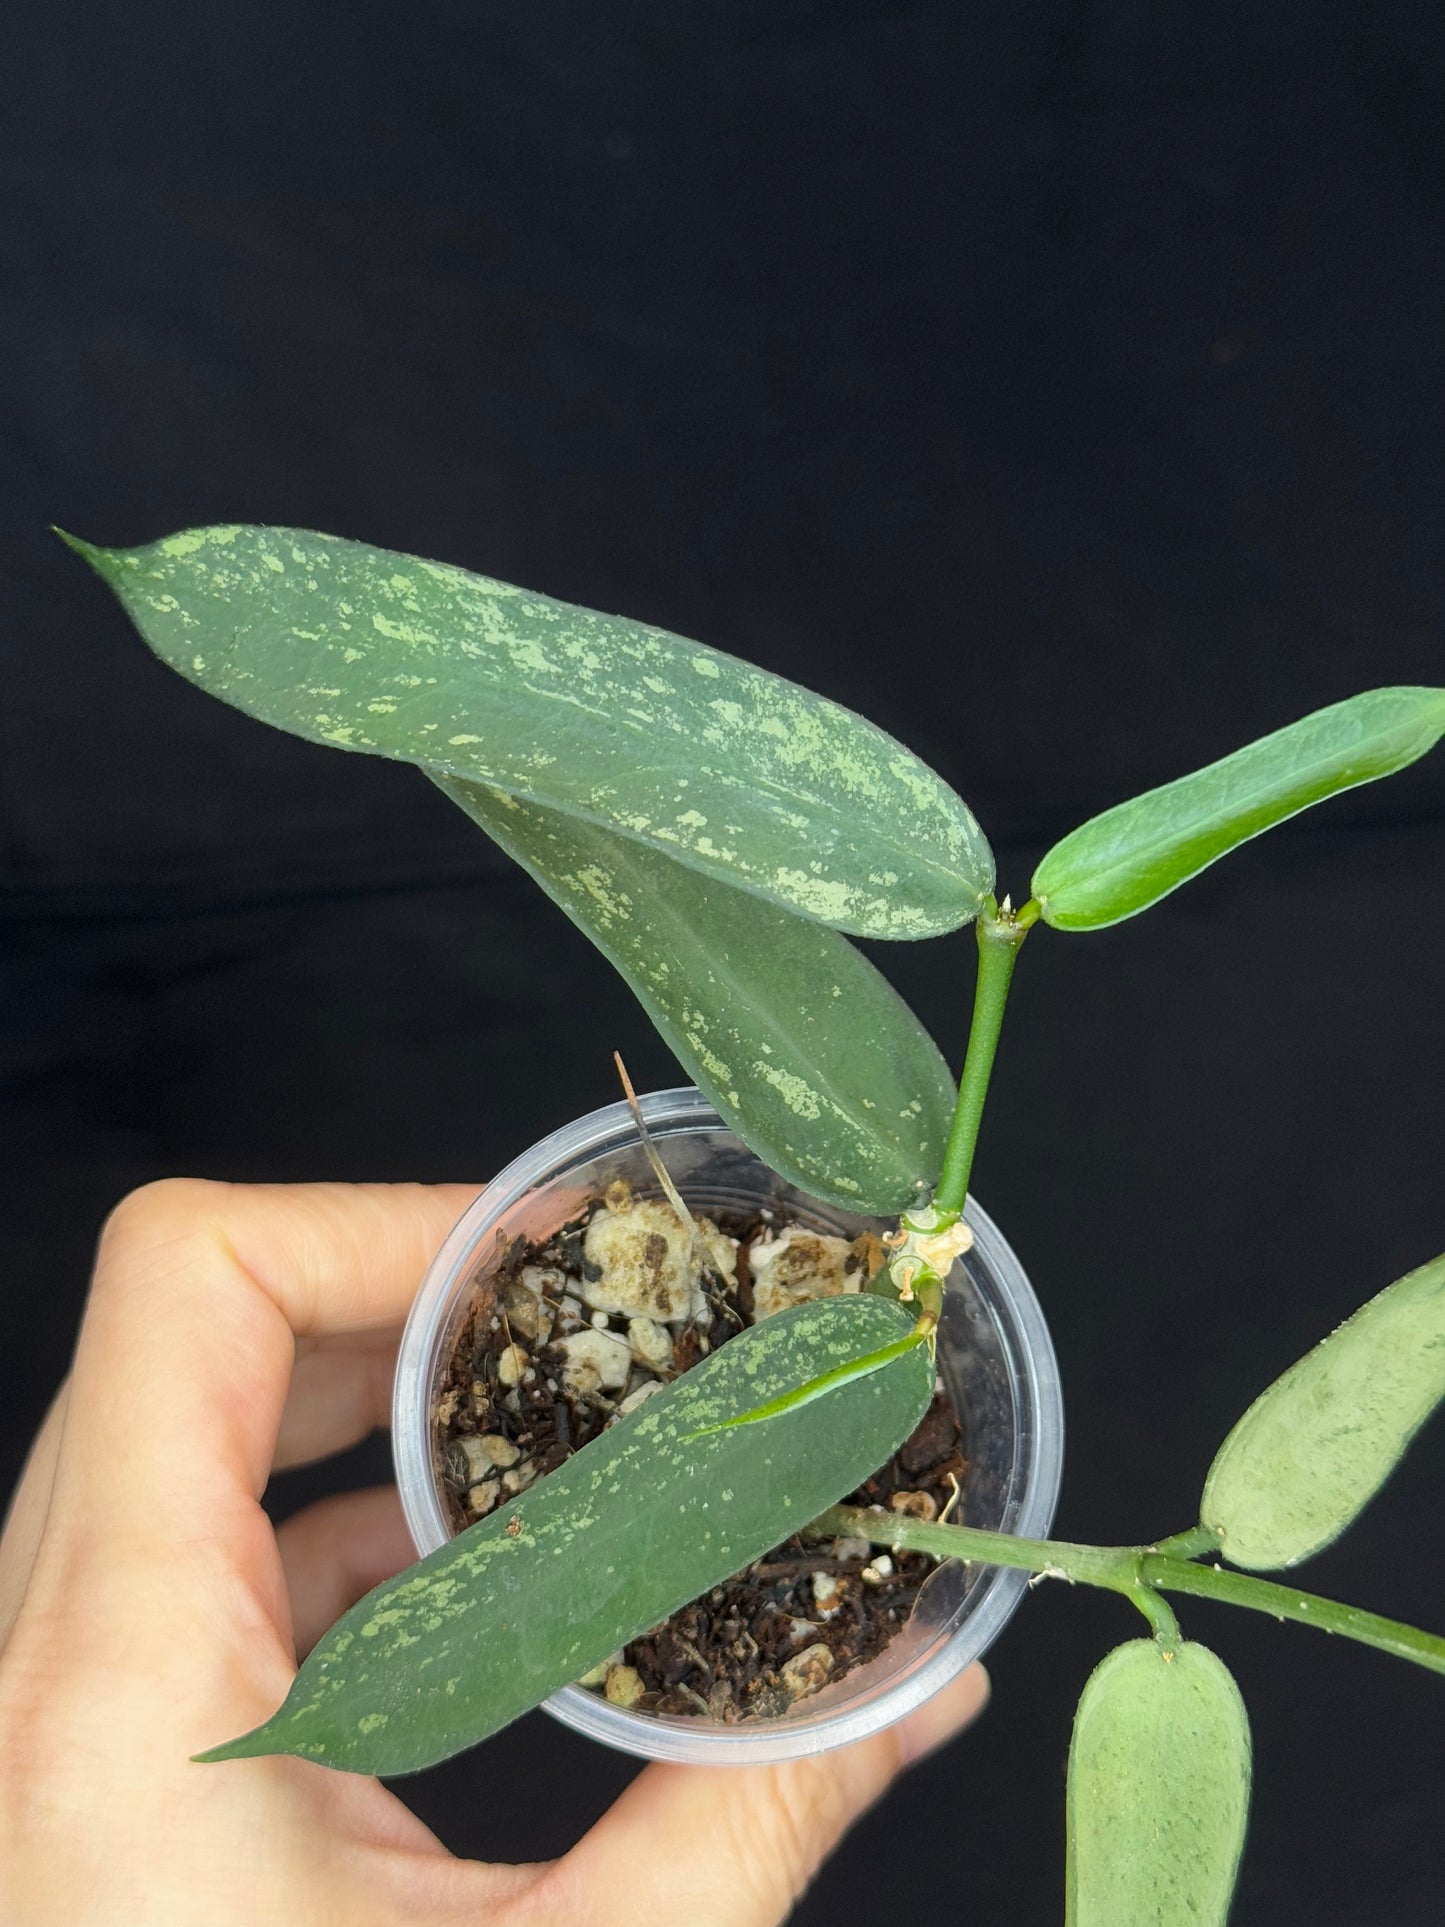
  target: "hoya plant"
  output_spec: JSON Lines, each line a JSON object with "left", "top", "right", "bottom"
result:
{"left": 66, "top": 525, "right": 1445, "bottom": 1924}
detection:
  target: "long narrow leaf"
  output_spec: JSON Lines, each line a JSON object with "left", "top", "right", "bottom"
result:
{"left": 1202, "top": 1252, "right": 1445, "bottom": 1570}
{"left": 66, "top": 525, "right": 993, "bottom": 938}
{"left": 1067, "top": 1640, "right": 1251, "bottom": 1927}
{"left": 197, "top": 1295, "right": 931, "bottom": 1774}
{"left": 1033, "top": 687, "right": 1445, "bottom": 931}
{"left": 436, "top": 776, "right": 955, "bottom": 1213}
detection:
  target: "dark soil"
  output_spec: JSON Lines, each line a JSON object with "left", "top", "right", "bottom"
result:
{"left": 432, "top": 1199, "right": 966, "bottom": 1722}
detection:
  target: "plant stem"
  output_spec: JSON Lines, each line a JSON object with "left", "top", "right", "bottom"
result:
{"left": 1137, "top": 1556, "right": 1445, "bottom": 1676}
{"left": 1128, "top": 1582, "right": 1182, "bottom": 1647}
{"left": 812, "top": 1507, "right": 1125, "bottom": 1582}
{"left": 1152, "top": 1525, "right": 1223, "bottom": 1560}
{"left": 932, "top": 898, "right": 1035, "bottom": 1218}
{"left": 811, "top": 1506, "right": 1445, "bottom": 1679}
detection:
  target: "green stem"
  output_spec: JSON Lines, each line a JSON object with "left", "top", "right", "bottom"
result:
{"left": 811, "top": 1506, "right": 1445, "bottom": 1679}
{"left": 1138, "top": 1555, "right": 1445, "bottom": 1676}
{"left": 1152, "top": 1525, "right": 1223, "bottom": 1560}
{"left": 933, "top": 899, "right": 1035, "bottom": 1217}
{"left": 812, "top": 1507, "right": 1124, "bottom": 1582}
{"left": 1128, "top": 1583, "right": 1182, "bottom": 1647}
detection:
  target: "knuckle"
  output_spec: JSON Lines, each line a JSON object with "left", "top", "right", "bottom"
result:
{"left": 755, "top": 1743, "right": 902, "bottom": 1910}
{"left": 98, "top": 1178, "right": 227, "bottom": 1257}
{"left": 766, "top": 1762, "right": 836, "bottom": 1892}
{"left": 508, "top": 1861, "right": 607, "bottom": 1927}
{"left": 730, "top": 1761, "right": 853, "bottom": 1917}
{"left": 91, "top": 1180, "right": 236, "bottom": 1312}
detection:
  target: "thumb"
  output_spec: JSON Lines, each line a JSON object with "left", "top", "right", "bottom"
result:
{"left": 551, "top": 1664, "right": 989, "bottom": 1927}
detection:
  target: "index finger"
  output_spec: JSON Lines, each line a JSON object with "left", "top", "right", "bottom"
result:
{"left": 55, "top": 1179, "right": 478, "bottom": 1535}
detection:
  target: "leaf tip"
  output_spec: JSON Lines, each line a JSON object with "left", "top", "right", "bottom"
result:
{"left": 54, "top": 527, "right": 124, "bottom": 580}
{"left": 190, "top": 1723, "right": 279, "bottom": 1766}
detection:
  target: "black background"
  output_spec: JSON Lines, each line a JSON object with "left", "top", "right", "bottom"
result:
{"left": 2, "top": 4, "right": 1443, "bottom": 1922}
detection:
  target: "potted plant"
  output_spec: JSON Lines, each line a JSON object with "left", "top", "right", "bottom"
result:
{"left": 389, "top": 1081, "right": 1062, "bottom": 1761}
{"left": 64, "top": 523, "right": 1445, "bottom": 1924}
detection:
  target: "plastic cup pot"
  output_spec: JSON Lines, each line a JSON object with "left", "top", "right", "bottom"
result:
{"left": 393, "top": 1087, "right": 1063, "bottom": 1765}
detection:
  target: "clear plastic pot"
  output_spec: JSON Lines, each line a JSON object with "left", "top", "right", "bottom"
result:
{"left": 393, "top": 1087, "right": 1063, "bottom": 1766}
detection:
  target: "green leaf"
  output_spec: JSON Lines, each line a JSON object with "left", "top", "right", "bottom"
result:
{"left": 1033, "top": 687, "right": 1445, "bottom": 931}
{"left": 66, "top": 524, "right": 993, "bottom": 938}
{"left": 1067, "top": 1640, "right": 1251, "bottom": 1927}
{"left": 435, "top": 777, "right": 955, "bottom": 1213}
{"left": 1201, "top": 1252, "right": 1445, "bottom": 1571}
{"left": 196, "top": 1295, "right": 931, "bottom": 1774}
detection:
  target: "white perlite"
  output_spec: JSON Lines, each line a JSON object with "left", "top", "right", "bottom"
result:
{"left": 576, "top": 1650, "right": 624, "bottom": 1689}
{"left": 604, "top": 1664, "right": 646, "bottom": 1709}
{"left": 496, "top": 1343, "right": 530, "bottom": 1388}
{"left": 616, "top": 1378, "right": 664, "bottom": 1416}
{"left": 455, "top": 1433, "right": 520, "bottom": 1477}
{"left": 582, "top": 1196, "right": 736, "bottom": 1322}
{"left": 555, "top": 1327, "right": 632, "bottom": 1396}
{"left": 811, "top": 1571, "right": 845, "bottom": 1616}
{"left": 466, "top": 1477, "right": 501, "bottom": 1518}
{"left": 626, "top": 1316, "right": 675, "bottom": 1373}
{"left": 500, "top": 1277, "right": 552, "bottom": 1345}
{"left": 520, "top": 1263, "right": 566, "bottom": 1298}
{"left": 830, "top": 1536, "right": 872, "bottom": 1564}
{"left": 780, "top": 1643, "right": 834, "bottom": 1700}
{"left": 747, "top": 1225, "right": 861, "bottom": 1320}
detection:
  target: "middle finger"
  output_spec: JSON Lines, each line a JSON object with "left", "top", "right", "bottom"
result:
{"left": 272, "top": 1327, "right": 403, "bottom": 1471}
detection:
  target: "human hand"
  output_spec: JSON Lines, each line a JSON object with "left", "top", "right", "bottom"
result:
{"left": 0, "top": 1179, "right": 988, "bottom": 1925}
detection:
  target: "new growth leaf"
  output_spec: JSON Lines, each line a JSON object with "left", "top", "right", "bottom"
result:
{"left": 1033, "top": 687, "right": 1445, "bottom": 930}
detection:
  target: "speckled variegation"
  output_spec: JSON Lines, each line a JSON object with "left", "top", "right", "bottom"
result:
{"left": 196, "top": 1295, "right": 930, "bottom": 1775}
{"left": 436, "top": 777, "right": 954, "bottom": 1212}
{"left": 68, "top": 525, "right": 993, "bottom": 939}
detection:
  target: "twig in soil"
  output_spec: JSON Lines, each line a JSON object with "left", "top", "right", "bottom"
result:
{"left": 613, "top": 1050, "right": 725, "bottom": 1285}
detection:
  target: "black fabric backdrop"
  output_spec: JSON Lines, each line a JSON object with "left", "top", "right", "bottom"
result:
{"left": 2, "top": 4, "right": 1442, "bottom": 1921}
